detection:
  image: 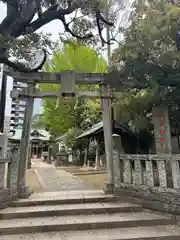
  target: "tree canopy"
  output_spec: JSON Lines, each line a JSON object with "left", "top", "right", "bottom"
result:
{"left": 40, "top": 42, "right": 107, "bottom": 141}
{"left": 111, "top": 0, "right": 180, "bottom": 134}
{"left": 31, "top": 113, "right": 46, "bottom": 129}
{"left": 0, "top": 0, "right": 115, "bottom": 72}
{"left": 112, "top": 0, "right": 180, "bottom": 86}
{"left": 1, "top": 0, "right": 180, "bottom": 72}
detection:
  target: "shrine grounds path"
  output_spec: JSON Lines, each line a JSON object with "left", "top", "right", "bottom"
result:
{"left": 29, "top": 158, "right": 95, "bottom": 193}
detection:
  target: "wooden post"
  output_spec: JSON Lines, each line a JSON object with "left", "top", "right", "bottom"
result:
{"left": 100, "top": 83, "right": 114, "bottom": 193}
{"left": 18, "top": 82, "right": 35, "bottom": 198}
{"left": 48, "top": 145, "right": 52, "bottom": 164}
{"left": 83, "top": 147, "right": 88, "bottom": 168}
{"left": 95, "top": 140, "right": 100, "bottom": 170}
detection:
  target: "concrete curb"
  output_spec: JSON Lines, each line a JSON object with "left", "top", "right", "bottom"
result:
{"left": 33, "top": 169, "right": 47, "bottom": 189}
{"left": 74, "top": 171, "right": 108, "bottom": 176}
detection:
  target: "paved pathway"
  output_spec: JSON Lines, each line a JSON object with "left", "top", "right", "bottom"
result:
{"left": 31, "top": 158, "right": 95, "bottom": 192}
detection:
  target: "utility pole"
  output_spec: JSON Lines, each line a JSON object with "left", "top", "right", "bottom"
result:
{"left": 105, "top": 0, "right": 114, "bottom": 122}
{"left": 101, "top": 0, "right": 114, "bottom": 193}
{"left": 0, "top": 64, "right": 7, "bottom": 133}
{"left": 106, "top": 0, "right": 111, "bottom": 64}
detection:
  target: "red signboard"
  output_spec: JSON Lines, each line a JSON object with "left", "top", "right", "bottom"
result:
{"left": 159, "top": 120, "right": 166, "bottom": 144}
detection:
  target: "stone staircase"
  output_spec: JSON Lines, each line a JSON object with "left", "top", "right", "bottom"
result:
{"left": 0, "top": 190, "right": 180, "bottom": 239}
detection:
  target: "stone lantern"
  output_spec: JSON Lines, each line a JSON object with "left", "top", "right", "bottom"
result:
{"left": 55, "top": 145, "right": 68, "bottom": 167}
{"left": 67, "top": 148, "right": 73, "bottom": 164}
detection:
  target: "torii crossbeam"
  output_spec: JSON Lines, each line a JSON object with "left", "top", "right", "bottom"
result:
{"left": 6, "top": 70, "right": 117, "bottom": 197}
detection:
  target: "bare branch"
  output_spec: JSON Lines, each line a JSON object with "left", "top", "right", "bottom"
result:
{"left": 61, "top": 15, "right": 93, "bottom": 39}
{"left": 96, "top": 9, "right": 114, "bottom": 46}
{"left": 26, "top": 3, "right": 77, "bottom": 34}
{"left": 0, "top": 49, "right": 47, "bottom": 72}
{"left": 98, "top": 11, "right": 114, "bottom": 27}
{"left": 0, "top": 0, "right": 37, "bottom": 37}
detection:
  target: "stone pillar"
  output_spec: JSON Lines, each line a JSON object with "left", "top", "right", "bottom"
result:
{"left": 68, "top": 150, "right": 73, "bottom": 163}
{"left": 41, "top": 148, "right": 43, "bottom": 160}
{"left": 7, "top": 146, "right": 19, "bottom": 198}
{"left": 101, "top": 83, "right": 114, "bottom": 193}
{"left": 95, "top": 140, "right": 100, "bottom": 170}
{"left": 18, "top": 82, "right": 35, "bottom": 198}
{"left": 152, "top": 106, "right": 172, "bottom": 187}
{"left": 27, "top": 142, "right": 32, "bottom": 169}
{"left": 152, "top": 106, "right": 172, "bottom": 153}
{"left": 87, "top": 159, "right": 91, "bottom": 168}
{"left": 47, "top": 145, "right": 52, "bottom": 164}
{"left": 113, "top": 134, "right": 124, "bottom": 187}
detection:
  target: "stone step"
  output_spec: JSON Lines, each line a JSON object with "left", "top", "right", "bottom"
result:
{"left": 10, "top": 194, "right": 117, "bottom": 207}
{"left": 30, "top": 190, "right": 107, "bottom": 198}
{"left": 1, "top": 225, "right": 180, "bottom": 240}
{"left": 0, "top": 212, "right": 176, "bottom": 235}
{"left": 0, "top": 202, "right": 142, "bottom": 219}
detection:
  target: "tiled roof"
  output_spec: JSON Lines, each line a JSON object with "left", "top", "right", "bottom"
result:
{"left": 76, "top": 122, "right": 103, "bottom": 140}
{"left": 76, "top": 121, "right": 135, "bottom": 140}
{"left": 8, "top": 128, "right": 50, "bottom": 141}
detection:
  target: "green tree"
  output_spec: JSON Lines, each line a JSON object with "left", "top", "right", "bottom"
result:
{"left": 111, "top": 0, "right": 180, "bottom": 133}
{"left": 63, "top": 127, "right": 83, "bottom": 149}
{"left": 112, "top": 0, "right": 180, "bottom": 86}
{"left": 40, "top": 42, "right": 107, "bottom": 135}
{"left": 31, "top": 114, "right": 46, "bottom": 129}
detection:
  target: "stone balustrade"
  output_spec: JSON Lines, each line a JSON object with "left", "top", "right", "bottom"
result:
{"left": 113, "top": 152, "right": 180, "bottom": 214}
{"left": 0, "top": 136, "right": 19, "bottom": 208}
{"left": 113, "top": 153, "right": 180, "bottom": 189}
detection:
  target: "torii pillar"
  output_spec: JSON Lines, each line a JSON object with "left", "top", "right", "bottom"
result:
{"left": 18, "top": 82, "right": 35, "bottom": 198}
{"left": 101, "top": 83, "right": 114, "bottom": 193}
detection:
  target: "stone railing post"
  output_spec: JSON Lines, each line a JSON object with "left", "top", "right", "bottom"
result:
{"left": 171, "top": 155, "right": 180, "bottom": 188}
{"left": 7, "top": 146, "right": 19, "bottom": 199}
{"left": 113, "top": 134, "right": 124, "bottom": 187}
{"left": 152, "top": 106, "right": 173, "bottom": 188}
{"left": 0, "top": 133, "right": 10, "bottom": 205}
{"left": 123, "top": 155, "right": 132, "bottom": 184}
{"left": 134, "top": 155, "right": 145, "bottom": 185}
{"left": 145, "top": 158, "right": 155, "bottom": 187}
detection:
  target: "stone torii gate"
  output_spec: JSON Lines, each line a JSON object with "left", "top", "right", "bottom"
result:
{"left": 8, "top": 70, "right": 119, "bottom": 197}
